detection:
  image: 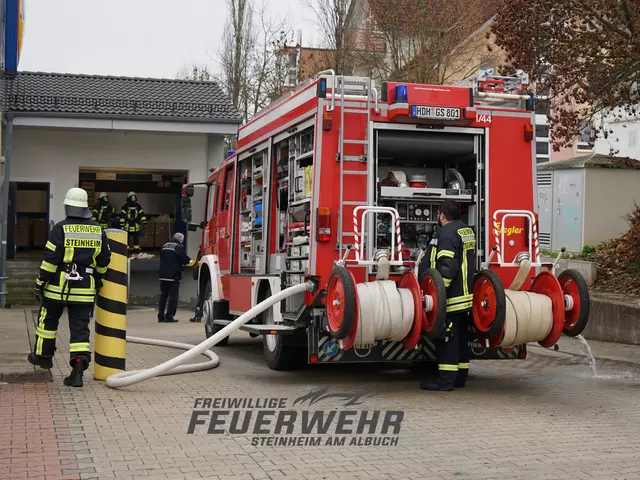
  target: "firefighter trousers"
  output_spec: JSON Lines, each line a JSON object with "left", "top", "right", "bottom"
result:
{"left": 32, "top": 298, "right": 93, "bottom": 367}
{"left": 434, "top": 312, "right": 471, "bottom": 389}
{"left": 127, "top": 231, "right": 141, "bottom": 251}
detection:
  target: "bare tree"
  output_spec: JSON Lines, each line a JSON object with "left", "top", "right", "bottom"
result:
{"left": 301, "top": 0, "right": 355, "bottom": 75}
{"left": 176, "top": 63, "right": 216, "bottom": 81}
{"left": 356, "top": 0, "right": 499, "bottom": 84}
{"left": 219, "top": 0, "right": 256, "bottom": 120}
{"left": 247, "top": 1, "right": 292, "bottom": 115}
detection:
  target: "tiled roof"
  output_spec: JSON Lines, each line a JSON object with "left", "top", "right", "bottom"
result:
{"left": 2, "top": 71, "right": 242, "bottom": 123}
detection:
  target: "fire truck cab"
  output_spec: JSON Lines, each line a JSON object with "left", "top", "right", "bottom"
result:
{"left": 181, "top": 69, "right": 591, "bottom": 370}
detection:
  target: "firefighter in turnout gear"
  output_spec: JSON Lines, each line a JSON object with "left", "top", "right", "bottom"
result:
{"left": 91, "top": 192, "right": 115, "bottom": 229}
{"left": 28, "top": 188, "right": 111, "bottom": 387}
{"left": 120, "top": 191, "right": 147, "bottom": 253}
{"left": 418, "top": 200, "right": 475, "bottom": 391}
{"left": 157, "top": 233, "right": 196, "bottom": 322}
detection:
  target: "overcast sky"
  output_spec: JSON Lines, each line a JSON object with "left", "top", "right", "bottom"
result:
{"left": 19, "top": 0, "right": 319, "bottom": 79}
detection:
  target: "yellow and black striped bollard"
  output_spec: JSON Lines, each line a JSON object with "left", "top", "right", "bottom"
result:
{"left": 94, "top": 229, "right": 129, "bottom": 381}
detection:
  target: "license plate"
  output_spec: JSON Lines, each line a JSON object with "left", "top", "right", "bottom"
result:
{"left": 411, "top": 105, "right": 461, "bottom": 121}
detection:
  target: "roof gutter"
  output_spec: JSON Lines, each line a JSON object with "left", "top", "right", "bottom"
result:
{"left": 5, "top": 110, "right": 243, "bottom": 125}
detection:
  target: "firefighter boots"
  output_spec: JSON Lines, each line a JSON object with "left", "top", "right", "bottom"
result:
{"left": 63, "top": 358, "right": 89, "bottom": 387}
{"left": 27, "top": 352, "right": 53, "bottom": 370}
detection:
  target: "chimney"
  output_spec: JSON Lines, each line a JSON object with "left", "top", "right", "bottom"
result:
{"left": 297, "top": 29, "right": 303, "bottom": 47}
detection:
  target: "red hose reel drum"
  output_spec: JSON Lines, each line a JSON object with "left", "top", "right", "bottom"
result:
{"left": 326, "top": 266, "right": 359, "bottom": 350}
{"left": 419, "top": 268, "right": 447, "bottom": 340}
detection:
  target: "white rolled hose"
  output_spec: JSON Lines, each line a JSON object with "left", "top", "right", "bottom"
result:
{"left": 354, "top": 280, "right": 414, "bottom": 347}
{"left": 105, "top": 282, "right": 315, "bottom": 389}
{"left": 501, "top": 290, "right": 553, "bottom": 347}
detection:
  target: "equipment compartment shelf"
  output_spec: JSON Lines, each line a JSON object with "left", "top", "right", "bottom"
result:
{"left": 379, "top": 186, "right": 475, "bottom": 202}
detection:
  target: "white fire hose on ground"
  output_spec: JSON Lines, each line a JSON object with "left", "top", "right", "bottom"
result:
{"left": 105, "top": 282, "right": 315, "bottom": 389}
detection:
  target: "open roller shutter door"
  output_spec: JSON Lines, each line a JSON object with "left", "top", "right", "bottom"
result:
{"left": 377, "top": 130, "right": 475, "bottom": 163}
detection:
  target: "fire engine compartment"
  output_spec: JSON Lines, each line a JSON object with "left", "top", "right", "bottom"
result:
{"left": 373, "top": 129, "right": 481, "bottom": 265}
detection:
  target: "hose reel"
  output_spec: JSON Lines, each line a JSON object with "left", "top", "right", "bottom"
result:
{"left": 325, "top": 265, "right": 448, "bottom": 351}
{"left": 471, "top": 267, "right": 591, "bottom": 348}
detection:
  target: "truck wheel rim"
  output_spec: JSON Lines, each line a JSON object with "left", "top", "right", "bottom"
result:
{"left": 203, "top": 296, "right": 214, "bottom": 336}
{"left": 264, "top": 306, "right": 277, "bottom": 352}
{"left": 473, "top": 277, "right": 496, "bottom": 333}
{"left": 560, "top": 276, "right": 581, "bottom": 331}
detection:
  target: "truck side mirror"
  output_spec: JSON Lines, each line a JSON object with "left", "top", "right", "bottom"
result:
{"left": 183, "top": 184, "right": 195, "bottom": 198}
{"left": 181, "top": 197, "right": 192, "bottom": 224}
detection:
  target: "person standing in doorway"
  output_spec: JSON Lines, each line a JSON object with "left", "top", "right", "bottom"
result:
{"left": 120, "top": 191, "right": 147, "bottom": 254}
{"left": 92, "top": 192, "right": 115, "bottom": 229}
{"left": 158, "top": 233, "right": 196, "bottom": 322}
{"left": 418, "top": 200, "right": 475, "bottom": 391}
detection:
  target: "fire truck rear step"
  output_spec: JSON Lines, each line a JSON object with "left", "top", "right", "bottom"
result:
{"left": 212, "top": 319, "right": 298, "bottom": 335}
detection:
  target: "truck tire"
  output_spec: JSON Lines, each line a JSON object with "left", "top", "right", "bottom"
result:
{"left": 558, "top": 269, "right": 590, "bottom": 337}
{"left": 203, "top": 281, "right": 229, "bottom": 346}
{"left": 261, "top": 287, "right": 303, "bottom": 370}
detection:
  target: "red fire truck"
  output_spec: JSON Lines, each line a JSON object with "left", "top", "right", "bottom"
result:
{"left": 182, "top": 69, "right": 590, "bottom": 370}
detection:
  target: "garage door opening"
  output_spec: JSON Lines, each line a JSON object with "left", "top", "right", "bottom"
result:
{"left": 12, "top": 182, "right": 51, "bottom": 258}
{"left": 79, "top": 168, "right": 188, "bottom": 253}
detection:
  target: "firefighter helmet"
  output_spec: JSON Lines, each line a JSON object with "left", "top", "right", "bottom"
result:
{"left": 99, "top": 192, "right": 108, "bottom": 200}
{"left": 63, "top": 188, "right": 92, "bottom": 219}
{"left": 128, "top": 191, "right": 137, "bottom": 201}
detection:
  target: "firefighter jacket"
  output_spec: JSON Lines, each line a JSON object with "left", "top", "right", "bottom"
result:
{"left": 158, "top": 241, "right": 196, "bottom": 282}
{"left": 120, "top": 200, "right": 147, "bottom": 232}
{"left": 427, "top": 219, "right": 476, "bottom": 314}
{"left": 92, "top": 201, "right": 115, "bottom": 228}
{"left": 36, "top": 217, "right": 111, "bottom": 304}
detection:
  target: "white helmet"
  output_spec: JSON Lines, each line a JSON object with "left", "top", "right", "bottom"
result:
{"left": 64, "top": 188, "right": 92, "bottom": 218}
{"left": 99, "top": 192, "right": 108, "bottom": 199}
{"left": 128, "top": 191, "right": 136, "bottom": 197}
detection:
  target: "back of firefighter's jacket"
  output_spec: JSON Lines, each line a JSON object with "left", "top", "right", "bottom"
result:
{"left": 120, "top": 201, "right": 147, "bottom": 232}
{"left": 36, "top": 218, "right": 111, "bottom": 304}
{"left": 427, "top": 219, "right": 476, "bottom": 313}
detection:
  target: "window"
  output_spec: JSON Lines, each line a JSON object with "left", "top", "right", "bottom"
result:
{"left": 536, "top": 142, "right": 549, "bottom": 155}
{"left": 207, "top": 180, "right": 217, "bottom": 220}
{"left": 576, "top": 120, "right": 594, "bottom": 152}
{"left": 221, "top": 166, "right": 234, "bottom": 212}
{"left": 536, "top": 125, "right": 549, "bottom": 138}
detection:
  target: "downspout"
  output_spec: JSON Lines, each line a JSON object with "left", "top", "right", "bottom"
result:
{"left": 0, "top": 113, "right": 14, "bottom": 307}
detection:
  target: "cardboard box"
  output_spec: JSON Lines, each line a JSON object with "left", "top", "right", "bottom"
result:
{"left": 139, "top": 224, "right": 155, "bottom": 248}
{"left": 154, "top": 229, "right": 171, "bottom": 247}
{"left": 32, "top": 219, "right": 48, "bottom": 248}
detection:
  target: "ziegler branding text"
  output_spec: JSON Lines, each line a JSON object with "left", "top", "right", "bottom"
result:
{"left": 187, "top": 388, "right": 403, "bottom": 447}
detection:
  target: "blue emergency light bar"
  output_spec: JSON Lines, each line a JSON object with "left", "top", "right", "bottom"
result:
{"left": 393, "top": 84, "right": 408, "bottom": 103}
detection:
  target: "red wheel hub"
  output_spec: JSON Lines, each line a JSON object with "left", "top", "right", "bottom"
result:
{"left": 559, "top": 275, "right": 581, "bottom": 332}
{"left": 326, "top": 275, "right": 345, "bottom": 333}
{"left": 531, "top": 271, "right": 565, "bottom": 348}
{"left": 472, "top": 276, "right": 498, "bottom": 333}
{"left": 398, "top": 271, "right": 423, "bottom": 350}
{"left": 420, "top": 275, "right": 438, "bottom": 333}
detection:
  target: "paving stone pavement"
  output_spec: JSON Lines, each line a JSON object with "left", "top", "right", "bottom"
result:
{"left": 2, "top": 307, "right": 640, "bottom": 480}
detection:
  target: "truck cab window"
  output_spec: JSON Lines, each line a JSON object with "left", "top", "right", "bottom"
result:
{"left": 221, "top": 166, "right": 234, "bottom": 212}
{"left": 207, "top": 180, "right": 217, "bottom": 220}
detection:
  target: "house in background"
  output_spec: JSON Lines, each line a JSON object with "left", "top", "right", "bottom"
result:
{"left": 275, "top": 31, "right": 337, "bottom": 91}
{"left": 1, "top": 71, "right": 242, "bottom": 305}
{"left": 343, "top": 0, "right": 596, "bottom": 164}
{"left": 594, "top": 107, "right": 640, "bottom": 160}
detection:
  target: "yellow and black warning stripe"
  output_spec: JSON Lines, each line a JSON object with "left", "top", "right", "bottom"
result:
{"left": 94, "top": 229, "right": 128, "bottom": 381}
